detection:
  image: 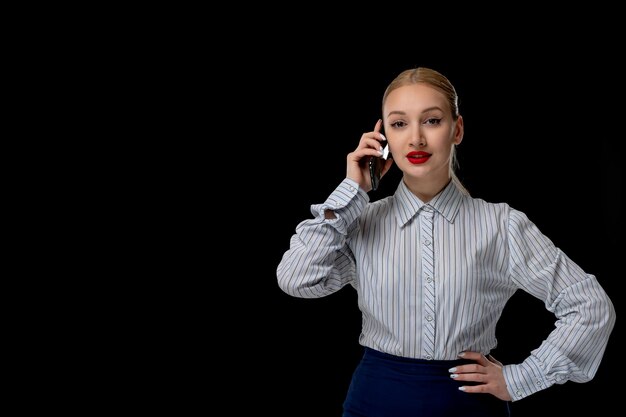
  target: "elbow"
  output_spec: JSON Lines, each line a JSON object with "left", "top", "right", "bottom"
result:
{"left": 591, "top": 286, "right": 617, "bottom": 335}
{"left": 602, "top": 293, "right": 617, "bottom": 334}
{"left": 276, "top": 265, "right": 313, "bottom": 298}
{"left": 277, "top": 265, "right": 333, "bottom": 299}
{"left": 277, "top": 278, "right": 319, "bottom": 299}
{"left": 277, "top": 274, "right": 303, "bottom": 298}
{"left": 583, "top": 290, "right": 616, "bottom": 351}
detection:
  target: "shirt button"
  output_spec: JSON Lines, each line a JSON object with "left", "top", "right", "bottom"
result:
{"left": 536, "top": 380, "right": 542, "bottom": 386}
{"left": 424, "top": 240, "right": 431, "bottom": 246}
{"left": 426, "top": 355, "right": 432, "bottom": 360}
{"left": 349, "top": 186, "right": 355, "bottom": 191}
{"left": 426, "top": 277, "right": 433, "bottom": 283}
{"left": 426, "top": 315, "right": 433, "bottom": 321}
{"left": 516, "top": 390, "right": 522, "bottom": 397}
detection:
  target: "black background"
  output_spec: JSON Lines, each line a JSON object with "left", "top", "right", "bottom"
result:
{"left": 46, "top": 15, "right": 624, "bottom": 417}
{"left": 242, "top": 49, "right": 622, "bottom": 416}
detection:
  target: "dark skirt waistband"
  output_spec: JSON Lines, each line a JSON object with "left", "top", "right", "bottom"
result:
{"left": 362, "top": 347, "right": 475, "bottom": 373}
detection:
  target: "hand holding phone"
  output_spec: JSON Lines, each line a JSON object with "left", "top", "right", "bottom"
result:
{"left": 369, "top": 134, "right": 390, "bottom": 191}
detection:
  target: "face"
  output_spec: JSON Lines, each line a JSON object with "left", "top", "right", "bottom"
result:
{"left": 383, "top": 83, "right": 463, "bottom": 184}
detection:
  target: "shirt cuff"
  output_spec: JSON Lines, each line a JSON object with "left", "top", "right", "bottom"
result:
{"left": 312, "top": 178, "right": 369, "bottom": 235}
{"left": 502, "top": 356, "right": 554, "bottom": 401}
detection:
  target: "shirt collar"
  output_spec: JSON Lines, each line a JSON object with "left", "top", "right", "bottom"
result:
{"left": 392, "top": 179, "right": 464, "bottom": 227}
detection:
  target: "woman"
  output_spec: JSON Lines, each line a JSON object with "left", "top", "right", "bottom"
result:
{"left": 276, "top": 67, "right": 615, "bottom": 416}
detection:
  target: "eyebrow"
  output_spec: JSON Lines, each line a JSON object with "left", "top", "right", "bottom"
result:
{"left": 386, "top": 106, "right": 444, "bottom": 118}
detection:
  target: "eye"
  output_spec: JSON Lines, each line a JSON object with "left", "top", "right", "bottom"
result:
{"left": 390, "top": 120, "right": 407, "bottom": 128}
{"left": 424, "top": 118, "right": 442, "bottom": 125}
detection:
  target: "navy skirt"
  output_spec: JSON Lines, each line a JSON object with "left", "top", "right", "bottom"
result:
{"left": 343, "top": 347, "right": 511, "bottom": 417}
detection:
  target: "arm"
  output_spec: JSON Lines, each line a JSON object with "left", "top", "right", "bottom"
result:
{"left": 276, "top": 178, "right": 369, "bottom": 298}
{"left": 501, "top": 209, "right": 616, "bottom": 400}
{"left": 277, "top": 119, "right": 391, "bottom": 298}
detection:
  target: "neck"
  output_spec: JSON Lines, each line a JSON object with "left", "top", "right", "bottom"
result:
{"left": 403, "top": 174, "right": 451, "bottom": 203}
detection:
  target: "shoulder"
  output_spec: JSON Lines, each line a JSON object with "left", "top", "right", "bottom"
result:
{"left": 461, "top": 194, "right": 512, "bottom": 214}
{"left": 459, "top": 196, "right": 539, "bottom": 230}
{"left": 465, "top": 196, "right": 541, "bottom": 231}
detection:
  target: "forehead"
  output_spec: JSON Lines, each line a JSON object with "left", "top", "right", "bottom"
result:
{"left": 384, "top": 84, "right": 448, "bottom": 114}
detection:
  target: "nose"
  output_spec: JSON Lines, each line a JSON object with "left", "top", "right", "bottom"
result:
{"left": 409, "top": 126, "right": 426, "bottom": 147}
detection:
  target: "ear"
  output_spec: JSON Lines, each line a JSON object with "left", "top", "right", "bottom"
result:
{"left": 453, "top": 115, "right": 464, "bottom": 145}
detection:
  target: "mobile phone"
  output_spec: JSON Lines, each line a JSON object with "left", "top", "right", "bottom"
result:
{"left": 369, "top": 136, "right": 390, "bottom": 191}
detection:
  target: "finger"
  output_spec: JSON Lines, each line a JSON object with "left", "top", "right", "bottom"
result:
{"left": 449, "top": 363, "right": 484, "bottom": 374}
{"left": 374, "top": 119, "right": 382, "bottom": 133}
{"left": 348, "top": 147, "right": 385, "bottom": 163}
{"left": 459, "top": 351, "right": 489, "bottom": 365}
{"left": 450, "top": 372, "right": 486, "bottom": 383}
{"left": 458, "top": 384, "right": 489, "bottom": 394}
{"left": 358, "top": 135, "right": 385, "bottom": 154}
{"left": 373, "top": 119, "right": 386, "bottom": 142}
{"left": 487, "top": 354, "right": 503, "bottom": 367}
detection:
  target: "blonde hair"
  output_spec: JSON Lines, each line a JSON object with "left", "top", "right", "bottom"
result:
{"left": 382, "top": 67, "right": 469, "bottom": 195}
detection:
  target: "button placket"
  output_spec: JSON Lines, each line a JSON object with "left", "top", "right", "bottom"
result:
{"left": 420, "top": 205, "right": 436, "bottom": 359}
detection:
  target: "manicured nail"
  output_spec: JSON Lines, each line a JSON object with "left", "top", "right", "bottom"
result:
{"left": 450, "top": 374, "right": 458, "bottom": 378}
{"left": 380, "top": 133, "right": 386, "bottom": 141}
{"left": 448, "top": 367, "right": 457, "bottom": 373}
{"left": 458, "top": 386, "right": 466, "bottom": 391}
{"left": 458, "top": 352, "right": 466, "bottom": 357}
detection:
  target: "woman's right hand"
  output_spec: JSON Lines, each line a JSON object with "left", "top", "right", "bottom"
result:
{"left": 346, "top": 119, "right": 392, "bottom": 192}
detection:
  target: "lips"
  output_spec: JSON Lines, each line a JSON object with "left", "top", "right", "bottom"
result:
{"left": 406, "top": 151, "right": 431, "bottom": 164}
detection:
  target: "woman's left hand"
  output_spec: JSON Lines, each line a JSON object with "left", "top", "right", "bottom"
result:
{"left": 449, "top": 351, "right": 513, "bottom": 401}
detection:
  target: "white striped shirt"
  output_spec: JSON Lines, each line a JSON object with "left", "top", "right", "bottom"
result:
{"left": 277, "top": 178, "right": 615, "bottom": 401}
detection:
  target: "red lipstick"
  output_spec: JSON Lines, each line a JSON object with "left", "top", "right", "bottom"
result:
{"left": 406, "top": 151, "right": 431, "bottom": 164}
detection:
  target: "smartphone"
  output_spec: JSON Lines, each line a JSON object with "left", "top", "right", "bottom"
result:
{"left": 369, "top": 135, "right": 390, "bottom": 191}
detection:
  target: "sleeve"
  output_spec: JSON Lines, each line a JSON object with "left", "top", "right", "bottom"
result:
{"left": 501, "top": 209, "right": 616, "bottom": 401}
{"left": 276, "top": 178, "right": 369, "bottom": 298}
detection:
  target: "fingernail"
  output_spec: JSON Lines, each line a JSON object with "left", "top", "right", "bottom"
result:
{"left": 458, "top": 352, "right": 465, "bottom": 357}
{"left": 448, "top": 367, "right": 457, "bottom": 373}
{"left": 458, "top": 386, "right": 466, "bottom": 391}
{"left": 378, "top": 149, "right": 384, "bottom": 155}
{"left": 450, "top": 374, "right": 458, "bottom": 378}
{"left": 380, "top": 133, "right": 386, "bottom": 141}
